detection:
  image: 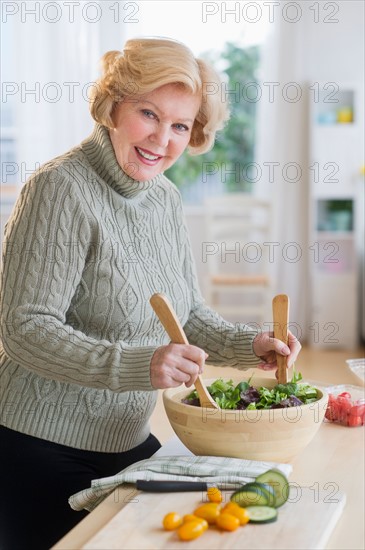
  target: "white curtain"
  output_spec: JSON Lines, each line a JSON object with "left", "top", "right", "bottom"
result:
{"left": 13, "top": 1, "right": 127, "bottom": 173}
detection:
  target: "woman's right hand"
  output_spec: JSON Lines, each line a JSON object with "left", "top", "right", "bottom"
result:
{"left": 150, "top": 344, "right": 208, "bottom": 389}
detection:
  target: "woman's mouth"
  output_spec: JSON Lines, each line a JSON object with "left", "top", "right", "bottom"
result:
{"left": 135, "top": 146, "right": 162, "bottom": 164}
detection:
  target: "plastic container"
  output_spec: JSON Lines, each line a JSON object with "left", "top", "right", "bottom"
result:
{"left": 345, "top": 358, "right": 365, "bottom": 385}
{"left": 324, "top": 384, "right": 365, "bottom": 427}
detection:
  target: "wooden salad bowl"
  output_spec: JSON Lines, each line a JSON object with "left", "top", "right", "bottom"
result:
{"left": 163, "top": 375, "right": 328, "bottom": 463}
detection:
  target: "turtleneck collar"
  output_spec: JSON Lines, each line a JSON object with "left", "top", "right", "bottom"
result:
{"left": 81, "top": 123, "right": 161, "bottom": 198}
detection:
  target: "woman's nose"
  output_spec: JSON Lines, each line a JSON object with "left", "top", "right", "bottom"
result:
{"left": 150, "top": 123, "right": 170, "bottom": 148}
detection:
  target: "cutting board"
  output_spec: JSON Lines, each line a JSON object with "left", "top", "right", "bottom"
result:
{"left": 82, "top": 486, "right": 346, "bottom": 549}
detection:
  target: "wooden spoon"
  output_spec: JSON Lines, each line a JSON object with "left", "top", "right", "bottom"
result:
{"left": 272, "top": 294, "right": 290, "bottom": 385}
{"left": 150, "top": 293, "right": 218, "bottom": 409}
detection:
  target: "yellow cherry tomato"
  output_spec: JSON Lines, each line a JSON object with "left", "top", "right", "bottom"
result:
{"left": 178, "top": 520, "right": 206, "bottom": 541}
{"left": 162, "top": 512, "right": 183, "bottom": 531}
{"left": 224, "top": 505, "right": 250, "bottom": 526}
{"left": 222, "top": 501, "right": 241, "bottom": 513}
{"left": 183, "top": 515, "right": 208, "bottom": 531}
{"left": 216, "top": 512, "right": 240, "bottom": 532}
{"left": 183, "top": 514, "right": 198, "bottom": 523}
{"left": 207, "top": 487, "right": 223, "bottom": 503}
{"left": 194, "top": 502, "right": 221, "bottom": 524}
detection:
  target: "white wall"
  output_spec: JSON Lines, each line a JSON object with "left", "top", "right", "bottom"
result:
{"left": 298, "top": 1, "right": 364, "bottom": 83}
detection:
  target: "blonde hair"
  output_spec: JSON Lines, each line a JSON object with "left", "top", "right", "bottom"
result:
{"left": 89, "top": 37, "right": 230, "bottom": 155}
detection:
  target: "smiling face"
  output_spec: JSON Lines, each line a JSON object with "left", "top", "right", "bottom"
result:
{"left": 109, "top": 83, "right": 201, "bottom": 181}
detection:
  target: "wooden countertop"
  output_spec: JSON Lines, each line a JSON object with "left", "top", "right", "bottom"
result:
{"left": 53, "top": 361, "right": 365, "bottom": 550}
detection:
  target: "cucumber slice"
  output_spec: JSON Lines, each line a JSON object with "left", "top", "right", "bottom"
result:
{"left": 231, "top": 483, "right": 270, "bottom": 507}
{"left": 245, "top": 505, "right": 278, "bottom": 523}
{"left": 255, "top": 469, "right": 289, "bottom": 508}
{"left": 248, "top": 482, "right": 277, "bottom": 507}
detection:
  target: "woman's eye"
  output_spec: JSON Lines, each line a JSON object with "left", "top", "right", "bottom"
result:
{"left": 141, "top": 109, "right": 156, "bottom": 119}
{"left": 174, "top": 123, "right": 189, "bottom": 132}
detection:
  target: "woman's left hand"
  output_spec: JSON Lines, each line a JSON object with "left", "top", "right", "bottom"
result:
{"left": 252, "top": 330, "right": 301, "bottom": 372}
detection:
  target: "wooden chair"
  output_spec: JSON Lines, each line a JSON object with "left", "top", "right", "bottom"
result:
{"left": 203, "top": 194, "right": 273, "bottom": 328}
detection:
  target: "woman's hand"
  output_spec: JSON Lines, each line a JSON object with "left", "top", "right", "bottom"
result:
{"left": 253, "top": 330, "right": 301, "bottom": 372}
{"left": 150, "top": 344, "right": 208, "bottom": 389}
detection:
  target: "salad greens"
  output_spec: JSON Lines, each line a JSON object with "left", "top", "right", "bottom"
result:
{"left": 182, "top": 371, "right": 319, "bottom": 410}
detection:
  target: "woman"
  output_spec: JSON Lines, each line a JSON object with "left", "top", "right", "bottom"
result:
{"left": 0, "top": 38, "right": 300, "bottom": 549}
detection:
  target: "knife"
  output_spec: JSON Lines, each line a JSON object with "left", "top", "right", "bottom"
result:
{"left": 136, "top": 480, "right": 209, "bottom": 492}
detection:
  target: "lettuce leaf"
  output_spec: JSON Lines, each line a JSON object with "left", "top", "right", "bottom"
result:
{"left": 183, "top": 370, "right": 318, "bottom": 409}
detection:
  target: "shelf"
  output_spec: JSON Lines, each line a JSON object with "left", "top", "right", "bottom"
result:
{"left": 310, "top": 236, "right": 356, "bottom": 274}
{"left": 308, "top": 82, "right": 363, "bottom": 348}
{"left": 312, "top": 123, "right": 358, "bottom": 132}
{"left": 311, "top": 273, "right": 357, "bottom": 285}
{"left": 314, "top": 88, "right": 355, "bottom": 125}
{"left": 316, "top": 198, "right": 354, "bottom": 232}
{"left": 314, "top": 231, "right": 355, "bottom": 240}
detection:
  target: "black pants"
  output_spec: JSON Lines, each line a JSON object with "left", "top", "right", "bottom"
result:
{"left": 0, "top": 426, "right": 161, "bottom": 550}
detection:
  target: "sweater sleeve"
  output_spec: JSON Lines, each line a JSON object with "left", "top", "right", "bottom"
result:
{"left": 0, "top": 169, "right": 156, "bottom": 392}
{"left": 176, "top": 198, "right": 261, "bottom": 369}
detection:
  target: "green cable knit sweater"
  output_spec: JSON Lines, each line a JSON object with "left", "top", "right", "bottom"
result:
{"left": 0, "top": 124, "right": 260, "bottom": 452}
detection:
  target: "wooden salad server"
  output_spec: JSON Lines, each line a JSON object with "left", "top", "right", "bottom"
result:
{"left": 272, "top": 294, "right": 290, "bottom": 385}
{"left": 150, "top": 293, "right": 218, "bottom": 409}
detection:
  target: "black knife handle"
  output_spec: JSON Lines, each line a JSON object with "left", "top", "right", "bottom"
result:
{"left": 136, "top": 480, "right": 208, "bottom": 492}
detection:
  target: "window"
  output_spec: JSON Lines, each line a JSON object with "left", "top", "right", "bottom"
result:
{"left": 1, "top": 16, "right": 18, "bottom": 245}
{"left": 165, "top": 43, "right": 260, "bottom": 203}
